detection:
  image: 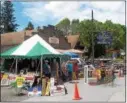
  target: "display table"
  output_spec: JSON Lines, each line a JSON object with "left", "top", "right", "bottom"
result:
{"left": 7, "top": 73, "right": 35, "bottom": 85}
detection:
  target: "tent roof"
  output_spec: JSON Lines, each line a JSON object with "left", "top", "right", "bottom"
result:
{"left": 63, "top": 52, "right": 79, "bottom": 58}
{"left": 1, "top": 34, "right": 70, "bottom": 59}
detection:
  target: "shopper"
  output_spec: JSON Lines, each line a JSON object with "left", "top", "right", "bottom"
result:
{"left": 61, "top": 61, "right": 68, "bottom": 82}
{"left": 15, "top": 74, "right": 25, "bottom": 95}
{"left": 66, "top": 61, "right": 73, "bottom": 81}
{"left": 43, "top": 60, "right": 51, "bottom": 78}
{"left": 73, "top": 60, "right": 79, "bottom": 80}
{"left": 100, "top": 68, "right": 106, "bottom": 84}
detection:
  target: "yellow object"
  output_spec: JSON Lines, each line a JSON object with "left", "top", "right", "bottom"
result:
{"left": 2, "top": 74, "right": 8, "bottom": 79}
{"left": 16, "top": 76, "right": 25, "bottom": 88}
{"left": 78, "top": 72, "right": 84, "bottom": 78}
{"left": 72, "top": 72, "right": 77, "bottom": 80}
{"left": 96, "top": 69, "right": 101, "bottom": 79}
{"left": 42, "top": 79, "right": 46, "bottom": 96}
{"left": 45, "top": 81, "right": 51, "bottom": 96}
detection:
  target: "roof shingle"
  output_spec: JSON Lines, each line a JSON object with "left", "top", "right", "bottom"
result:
{"left": 1, "top": 30, "right": 37, "bottom": 46}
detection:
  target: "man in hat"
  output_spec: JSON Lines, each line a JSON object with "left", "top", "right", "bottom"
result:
{"left": 43, "top": 60, "right": 51, "bottom": 78}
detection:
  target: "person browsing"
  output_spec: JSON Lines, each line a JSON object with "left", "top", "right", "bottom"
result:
{"left": 66, "top": 61, "right": 73, "bottom": 81}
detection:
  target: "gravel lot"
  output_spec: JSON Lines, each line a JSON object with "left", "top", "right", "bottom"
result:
{"left": 1, "top": 86, "right": 30, "bottom": 102}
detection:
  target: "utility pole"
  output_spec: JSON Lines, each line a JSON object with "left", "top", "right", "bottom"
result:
{"left": 0, "top": 1, "right": 4, "bottom": 34}
{"left": 91, "top": 10, "right": 94, "bottom": 64}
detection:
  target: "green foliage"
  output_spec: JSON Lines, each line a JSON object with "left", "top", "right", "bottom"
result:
{"left": 56, "top": 18, "right": 70, "bottom": 34}
{"left": 78, "top": 19, "right": 125, "bottom": 57}
{"left": 25, "top": 21, "right": 34, "bottom": 30}
{"left": 10, "top": 81, "right": 17, "bottom": 88}
{"left": 56, "top": 18, "right": 125, "bottom": 58}
{"left": 71, "top": 19, "right": 79, "bottom": 34}
{"left": 1, "top": 1, "right": 19, "bottom": 33}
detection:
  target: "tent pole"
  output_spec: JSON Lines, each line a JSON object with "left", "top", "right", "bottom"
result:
{"left": 59, "top": 57, "right": 61, "bottom": 75}
{"left": 40, "top": 55, "right": 43, "bottom": 78}
{"left": 9, "top": 59, "right": 15, "bottom": 73}
{"left": 15, "top": 59, "right": 18, "bottom": 74}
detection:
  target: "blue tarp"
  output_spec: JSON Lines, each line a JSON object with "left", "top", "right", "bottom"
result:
{"left": 63, "top": 52, "right": 79, "bottom": 58}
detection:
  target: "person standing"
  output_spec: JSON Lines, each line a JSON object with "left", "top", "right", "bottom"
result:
{"left": 51, "top": 59, "right": 59, "bottom": 81}
{"left": 66, "top": 61, "right": 73, "bottom": 81}
{"left": 96, "top": 67, "right": 101, "bottom": 84}
{"left": 15, "top": 74, "right": 25, "bottom": 95}
{"left": 61, "top": 61, "right": 68, "bottom": 82}
{"left": 112, "top": 69, "right": 116, "bottom": 82}
{"left": 100, "top": 68, "right": 106, "bottom": 84}
{"left": 43, "top": 60, "right": 51, "bottom": 78}
{"left": 73, "top": 60, "right": 79, "bottom": 80}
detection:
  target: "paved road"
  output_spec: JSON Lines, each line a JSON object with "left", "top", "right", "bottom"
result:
{"left": 22, "top": 77, "right": 126, "bottom": 102}
{"left": 1, "top": 76, "right": 126, "bottom": 102}
{"left": 1, "top": 86, "right": 29, "bottom": 102}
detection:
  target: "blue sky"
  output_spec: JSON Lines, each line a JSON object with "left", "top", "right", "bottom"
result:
{"left": 12, "top": 1, "right": 125, "bottom": 31}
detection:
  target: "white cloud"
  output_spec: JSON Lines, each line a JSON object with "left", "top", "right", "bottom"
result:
{"left": 44, "top": 1, "right": 91, "bottom": 21}
{"left": 90, "top": 1, "right": 125, "bottom": 25}
{"left": 22, "top": 2, "right": 49, "bottom": 23}
{"left": 21, "top": 1, "right": 125, "bottom": 25}
{"left": 90, "top": 1, "right": 124, "bottom": 12}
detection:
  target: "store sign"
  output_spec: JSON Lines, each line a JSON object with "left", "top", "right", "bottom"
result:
{"left": 49, "top": 37, "right": 59, "bottom": 44}
{"left": 97, "top": 31, "right": 112, "bottom": 45}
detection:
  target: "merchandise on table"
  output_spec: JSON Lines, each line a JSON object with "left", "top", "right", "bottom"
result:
{"left": 1, "top": 74, "right": 9, "bottom": 86}
{"left": 28, "top": 86, "right": 42, "bottom": 96}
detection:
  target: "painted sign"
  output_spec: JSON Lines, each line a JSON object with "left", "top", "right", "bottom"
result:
{"left": 28, "top": 86, "right": 42, "bottom": 96}
{"left": 97, "top": 31, "right": 112, "bottom": 44}
{"left": 49, "top": 37, "right": 59, "bottom": 44}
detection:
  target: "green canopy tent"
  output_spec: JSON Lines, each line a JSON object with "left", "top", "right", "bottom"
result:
{"left": 1, "top": 34, "right": 70, "bottom": 75}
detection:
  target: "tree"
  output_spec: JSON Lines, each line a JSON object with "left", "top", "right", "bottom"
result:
{"left": 55, "top": 18, "right": 125, "bottom": 58}
{"left": 56, "top": 18, "right": 70, "bottom": 35}
{"left": 78, "top": 19, "right": 98, "bottom": 58}
{"left": 25, "top": 21, "right": 34, "bottom": 30}
{"left": 78, "top": 19, "right": 125, "bottom": 58}
{"left": 1, "top": 1, "right": 18, "bottom": 33}
{"left": 37, "top": 26, "right": 41, "bottom": 31}
{"left": 103, "top": 20, "right": 125, "bottom": 50}
{"left": 71, "top": 19, "right": 79, "bottom": 34}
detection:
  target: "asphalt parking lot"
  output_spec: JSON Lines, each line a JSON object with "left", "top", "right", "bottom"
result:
{"left": 1, "top": 86, "right": 29, "bottom": 102}
{"left": 1, "top": 76, "right": 125, "bottom": 102}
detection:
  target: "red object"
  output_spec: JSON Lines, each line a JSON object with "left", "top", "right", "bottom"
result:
{"left": 0, "top": 73, "right": 3, "bottom": 80}
{"left": 100, "top": 61, "right": 104, "bottom": 67}
{"left": 25, "top": 77, "right": 34, "bottom": 80}
{"left": 73, "top": 63, "right": 78, "bottom": 72}
{"left": 73, "top": 83, "right": 81, "bottom": 100}
{"left": 8, "top": 76, "right": 16, "bottom": 80}
{"left": 88, "top": 82, "right": 98, "bottom": 86}
{"left": 118, "top": 70, "right": 122, "bottom": 78}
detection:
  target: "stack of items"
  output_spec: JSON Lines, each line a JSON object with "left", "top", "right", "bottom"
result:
{"left": 44, "top": 77, "right": 65, "bottom": 96}
{"left": 1, "top": 73, "right": 9, "bottom": 86}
